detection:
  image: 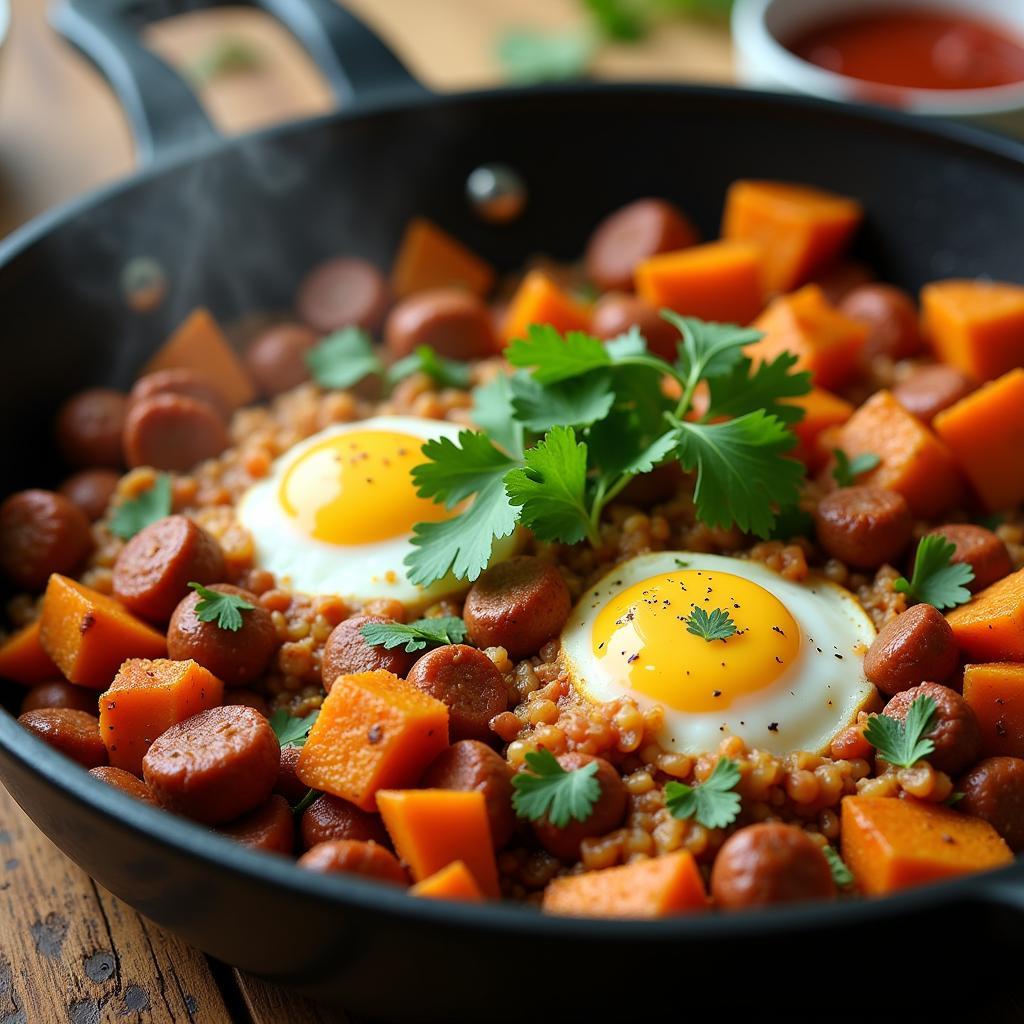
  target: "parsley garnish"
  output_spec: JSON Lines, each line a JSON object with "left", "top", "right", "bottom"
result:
{"left": 683, "top": 606, "right": 737, "bottom": 642}
{"left": 306, "top": 327, "right": 382, "bottom": 390}
{"left": 359, "top": 616, "right": 468, "bottom": 654}
{"left": 268, "top": 709, "right": 319, "bottom": 749}
{"left": 822, "top": 845, "right": 854, "bottom": 888}
{"left": 187, "top": 582, "right": 255, "bottom": 632}
{"left": 863, "top": 694, "right": 938, "bottom": 769}
{"left": 511, "top": 748, "right": 601, "bottom": 827}
{"left": 109, "top": 474, "right": 173, "bottom": 540}
{"left": 894, "top": 535, "right": 974, "bottom": 610}
{"left": 387, "top": 345, "right": 472, "bottom": 391}
{"left": 831, "top": 449, "right": 881, "bottom": 488}
{"left": 664, "top": 757, "right": 742, "bottom": 829}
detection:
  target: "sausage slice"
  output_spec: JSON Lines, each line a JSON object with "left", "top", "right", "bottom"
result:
{"left": 879, "top": 682, "right": 980, "bottom": 776}
{"left": 959, "top": 756, "right": 1024, "bottom": 852}
{"left": 123, "top": 394, "right": 229, "bottom": 472}
{"left": 244, "top": 324, "right": 318, "bottom": 396}
{"left": 59, "top": 469, "right": 121, "bottom": 522}
{"left": 892, "top": 364, "right": 974, "bottom": 423}
{"left": 320, "top": 614, "right": 417, "bottom": 692}
{"left": 220, "top": 794, "right": 296, "bottom": 855}
{"left": 130, "top": 368, "right": 230, "bottom": 420}
{"left": 297, "top": 257, "right": 389, "bottom": 334}
{"left": 20, "top": 681, "right": 98, "bottom": 716}
{"left": 864, "top": 603, "right": 959, "bottom": 696}
{"left": 838, "top": 284, "right": 922, "bottom": 362}
{"left": 55, "top": 388, "right": 129, "bottom": 468}
{"left": 926, "top": 524, "right": 1012, "bottom": 593}
{"left": 19, "top": 708, "right": 107, "bottom": 768}
{"left": 591, "top": 293, "right": 680, "bottom": 361}
{"left": 89, "top": 765, "right": 155, "bottom": 803}
{"left": 384, "top": 289, "right": 498, "bottom": 361}
{"left": 300, "top": 793, "right": 389, "bottom": 850}
{"left": 814, "top": 486, "right": 913, "bottom": 569}
{"left": 297, "top": 839, "right": 408, "bottom": 884}
{"left": 0, "top": 489, "right": 93, "bottom": 591}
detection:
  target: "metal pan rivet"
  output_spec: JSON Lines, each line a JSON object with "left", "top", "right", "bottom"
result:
{"left": 466, "top": 164, "right": 527, "bottom": 224}
{"left": 121, "top": 257, "right": 167, "bottom": 313}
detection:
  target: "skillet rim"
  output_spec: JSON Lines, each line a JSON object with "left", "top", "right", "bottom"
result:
{"left": 1, "top": 80, "right": 1023, "bottom": 939}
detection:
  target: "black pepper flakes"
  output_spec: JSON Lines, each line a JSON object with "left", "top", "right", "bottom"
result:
{"left": 768, "top": 722, "right": 779, "bottom": 732}
{"left": 368, "top": 725, "right": 384, "bottom": 744}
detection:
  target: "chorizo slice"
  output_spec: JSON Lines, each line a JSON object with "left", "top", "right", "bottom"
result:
{"left": 320, "top": 614, "right": 416, "bottom": 692}
{"left": 0, "top": 490, "right": 93, "bottom": 591}
{"left": 927, "top": 524, "right": 1012, "bottom": 593}
{"left": 384, "top": 289, "right": 498, "bottom": 361}
{"left": 19, "top": 708, "right": 107, "bottom": 768}
{"left": 958, "top": 756, "right": 1024, "bottom": 852}
{"left": 814, "top": 486, "right": 913, "bottom": 569}
{"left": 300, "top": 793, "right": 389, "bottom": 850}
{"left": 123, "top": 394, "right": 229, "bottom": 472}
{"left": 59, "top": 469, "right": 121, "bottom": 522}
{"left": 838, "top": 284, "right": 922, "bottom": 362}
{"left": 220, "top": 794, "right": 296, "bottom": 854}
{"left": 297, "top": 839, "right": 408, "bottom": 884}
{"left": 89, "top": 765, "right": 155, "bottom": 803}
{"left": 591, "top": 293, "right": 679, "bottom": 361}
{"left": 864, "top": 603, "right": 960, "bottom": 696}
{"left": 275, "top": 746, "right": 309, "bottom": 805}
{"left": 297, "top": 257, "right": 389, "bottom": 334}
{"left": 892, "top": 364, "right": 974, "bottom": 423}
{"left": 244, "top": 324, "right": 318, "bottom": 396}
{"left": 55, "top": 388, "right": 129, "bottom": 469}
{"left": 20, "top": 680, "right": 98, "bottom": 716}
{"left": 130, "top": 368, "right": 230, "bottom": 420}
{"left": 879, "top": 682, "right": 980, "bottom": 776}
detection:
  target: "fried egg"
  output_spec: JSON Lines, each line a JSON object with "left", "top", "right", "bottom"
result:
{"left": 237, "top": 416, "right": 516, "bottom": 607}
{"left": 561, "top": 552, "right": 876, "bottom": 755}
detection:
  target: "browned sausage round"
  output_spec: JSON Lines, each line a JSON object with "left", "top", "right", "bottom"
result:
{"left": 220, "top": 794, "right": 296, "bottom": 855}
{"left": 167, "top": 584, "right": 276, "bottom": 687}
{"left": 531, "top": 752, "right": 627, "bottom": 861}
{"left": 814, "top": 486, "right": 913, "bottom": 569}
{"left": 406, "top": 645, "right": 507, "bottom": 742}
{"left": 711, "top": 823, "right": 836, "bottom": 909}
{"left": 585, "top": 198, "right": 698, "bottom": 291}
{"left": 320, "top": 614, "right": 417, "bottom": 692}
{"left": 421, "top": 740, "right": 516, "bottom": 848}
{"left": 244, "top": 323, "right": 318, "bottom": 397}
{"left": 838, "top": 284, "right": 923, "bottom": 362}
{"left": 18, "top": 708, "right": 107, "bottom": 768}
{"left": 123, "top": 394, "right": 230, "bottom": 472}
{"left": 274, "top": 746, "right": 309, "bottom": 805}
{"left": 20, "top": 681, "right": 98, "bottom": 715}
{"left": 958, "top": 756, "right": 1024, "bottom": 852}
{"left": 591, "top": 293, "right": 680, "bottom": 362}
{"left": 54, "top": 388, "right": 129, "bottom": 468}
{"left": 0, "top": 489, "right": 93, "bottom": 590}
{"left": 864, "top": 603, "right": 959, "bottom": 696}
{"left": 811, "top": 261, "right": 874, "bottom": 304}
{"left": 463, "top": 556, "right": 571, "bottom": 660}
{"left": 130, "top": 368, "right": 230, "bottom": 420}
{"left": 297, "top": 839, "right": 408, "bottom": 884}
{"left": 880, "top": 682, "right": 980, "bottom": 776}
{"left": 113, "top": 515, "right": 225, "bottom": 624}
{"left": 143, "top": 706, "right": 279, "bottom": 824}
{"left": 384, "top": 288, "right": 498, "bottom": 361}
{"left": 297, "top": 257, "right": 389, "bottom": 334}
{"left": 88, "top": 765, "right": 155, "bottom": 803}
{"left": 830, "top": 720, "right": 873, "bottom": 761}
{"left": 892, "top": 364, "right": 974, "bottom": 423}
{"left": 59, "top": 469, "right": 121, "bottom": 522}
{"left": 926, "top": 524, "right": 1012, "bottom": 593}
{"left": 300, "top": 793, "right": 389, "bottom": 850}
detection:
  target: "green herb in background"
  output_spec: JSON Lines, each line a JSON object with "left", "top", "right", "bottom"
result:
{"left": 831, "top": 449, "right": 881, "bottom": 488}
{"left": 823, "top": 845, "right": 854, "bottom": 888}
{"left": 496, "top": 29, "right": 596, "bottom": 84}
{"left": 109, "top": 474, "right": 173, "bottom": 540}
{"left": 268, "top": 709, "right": 319, "bottom": 749}
{"left": 189, "top": 36, "right": 263, "bottom": 86}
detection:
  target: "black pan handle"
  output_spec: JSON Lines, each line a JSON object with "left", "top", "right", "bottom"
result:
{"left": 50, "top": 0, "right": 427, "bottom": 165}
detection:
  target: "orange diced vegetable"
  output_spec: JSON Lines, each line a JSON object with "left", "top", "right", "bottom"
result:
{"left": 409, "top": 859, "right": 484, "bottom": 902}
{"left": 502, "top": 270, "right": 591, "bottom": 344}
{"left": 933, "top": 368, "right": 1024, "bottom": 513}
{"left": 0, "top": 621, "right": 60, "bottom": 685}
{"left": 142, "top": 308, "right": 256, "bottom": 409}
{"left": 749, "top": 285, "right": 868, "bottom": 391}
{"left": 296, "top": 671, "right": 448, "bottom": 811}
{"left": 721, "top": 180, "right": 863, "bottom": 295}
{"left": 840, "top": 795, "right": 1012, "bottom": 896}
{"left": 634, "top": 240, "right": 763, "bottom": 325}
{"left": 376, "top": 788, "right": 499, "bottom": 898}
{"left": 391, "top": 217, "right": 495, "bottom": 300}
{"left": 783, "top": 387, "right": 855, "bottom": 470}
{"left": 542, "top": 850, "right": 707, "bottom": 918}
{"left": 39, "top": 575, "right": 167, "bottom": 689}
{"left": 99, "top": 658, "right": 224, "bottom": 775}
{"left": 963, "top": 662, "right": 1024, "bottom": 759}
{"left": 921, "top": 279, "right": 1024, "bottom": 382}
{"left": 831, "top": 390, "right": 962, "bottom": 518}
{"left": 946, "top": 569, "right": 1024, "bottom": 663}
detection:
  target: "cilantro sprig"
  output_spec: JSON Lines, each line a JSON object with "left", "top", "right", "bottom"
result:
{"left": 684, "top": 606, "right": 737, "bottom": 642}
{"left": 863, "top": 694, "right": 938, "bottom": 769}
{"left": 831, "top": 449, "right": 880, "bottom": 488}
{"left": 894, "top": 535, "right": 974, "bottom": 610}
{"left": 188, "top": 582, "right": 255, "bottom": 632}
{"left": 359, "top": 616, "right": 468, "bottom": 654}
{"left": 109, "top": 474, "right": 173, "bottom": 540}
{"left": 664, "top": 757, "right": 742, "bottom": 829}
{"left": 268, "top": 709, "right": 319, "bottom": 749}
{"left": 822, "top": 845, "right": 854, "bottom": 888}
{"left": 511, "top": 748, "right": 601, "bottom": 828}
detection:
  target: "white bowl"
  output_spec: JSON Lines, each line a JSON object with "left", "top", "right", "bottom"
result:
{"left": 732, "top": 0, "right": 1024, "bottom": 134}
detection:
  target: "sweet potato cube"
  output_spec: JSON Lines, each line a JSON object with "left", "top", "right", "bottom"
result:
{"left": 40, "top": 575, "right": 167, "bottom": 689}
{"left": 963, "top": 662, "right": 1024, "bottom": 759}
{"left": 831, "top": 390, "right": 962, "bottom": 518}
{"left": 841, "top": 796, "right": 1012, "bottom": 896}
{"left": 296, "top": 671, "right": 448, "bottom": 811}
{"left": 635, "top": 240, "right": 763, "bottom": 325}
{"left": 99, "top": 658, "right": 224, "bottom": 775}
{"left": 502, "top": 270, "right": 590, "bottom": 344}
{"left": 143, "top": 308, "right": 255, "bottom": 409}
{"left": 0, "top": 621, "right": 60, "bottom": 685}
{"left": 921, "top": 279, "right": 1024, "bottom": 382}
{"left": 783, "top": 387, "right": 855, "bottom": 470}
{"left": 946, "top": 569, "right": 1024, "bottom": 663}
{"left": 391, "top": 217, "right": 494, "bottom": 300}
{"left": 722, "top": 180, "right": 863, "bottom": 295}
{"left": 409, "top": 859, "right": 485, "bottom": 902}
{"left": 933, "top": 368, "right": 1024, "bottom": 513}
{"left": 377, "top": 788, "right": 499, "bottom": 898}
{"left": 749, "top": 285, "right": 868, "bottom": 391}
{"left": 542, "top": 850, "right": 707, "bottom": 918}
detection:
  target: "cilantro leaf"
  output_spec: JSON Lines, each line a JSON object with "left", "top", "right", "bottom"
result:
{"left": 604, "top": 326, "right": 648, "bottom": 360}
{"left": 665, "top": 314, "right": 761, "bottom": 383}
{"left": 768, "top": 503, "right": 815, "bottom": 541}
{"left": 306, "top": 327, "right": 382, "bottom": 389}
{"left": 109, "top": 474, "right": 173, "bottom": 540}
{"left": 684, "top": 605, "right": 737, "bottom": 642}
{"left": 511, "top": 748, "right": 601, "bottom": 827}
{"left": 506, "top": 325, "right": 612, "bottom": 383}
{"left": 705, "top": 351, "right": 812, "bottom": 425}
{"left": 387, "top": 345, "right": 472, "bottom": 391}
{"left": 894, "top": 535, "right": 974, "bottom": 610}
{"left": 831, "top": 449, "right": 881, "bottom": 488}
{"left": 674, "top": 411, "right": 804, "bottom": 537}
{"left": 360, "top": 616, "right": 468, "bottom": 654}
{"left": 471, "top": 372, "right": 526, "bottom": 458}
{"left": 584, "top": 0, "right": 647, "bottom": 40}
{"left": 508, "top": 370, "right": 615, "bottom": 431}
{"left": 411, "top": 430, "right": 520, "bottom": 508}
{"left": 863, "top": 694, "right": 938, "bottom": 768}
{"left": 588, "top": 417, "right": 678, "bottom": 478}
{"left": 664, "top": 757, "right": 742, "bottom": 829}
{"left": 822, "top": 845, "right": 854, "bottom": 888}
{"left": 268, "top": 709, "right": 319, "bottom": 749}
{"left": 496, "top": 29, "right": 594, "bottom": 84}
{"left": 188, "top": 582, "right": 255, "bottom": 632}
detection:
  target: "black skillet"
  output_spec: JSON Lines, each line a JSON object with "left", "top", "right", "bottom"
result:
{"left": 1, "top": 1, "right": 1024, "bottom": 1019}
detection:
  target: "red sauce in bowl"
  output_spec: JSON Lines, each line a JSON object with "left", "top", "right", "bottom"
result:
{"left": 789, "top": 10, "right": 1024, "bottom": 92}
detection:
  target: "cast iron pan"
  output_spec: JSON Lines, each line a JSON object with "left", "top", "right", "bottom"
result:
{"left": 2, "top": 1, "right": 1024, "bottom": 1019}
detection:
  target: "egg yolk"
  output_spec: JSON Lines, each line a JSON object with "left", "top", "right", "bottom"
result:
{"left": 592, "top": 570, "right": 801, "bottom": 713}
{"left": 278, "top": 430, "right": 453, "bottom": 545}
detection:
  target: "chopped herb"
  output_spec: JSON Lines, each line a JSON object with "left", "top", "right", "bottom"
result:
{"left": 387, "top": 345, "right": 473, "bottom": 391}
{"left": 292, "top": 789, "right": 318, "bottom": 815}
{"left": 683, "top": 606, "right": 737, "bottom": 642}
{"left": 863, "top": 694, "right": 938, "bottom": 769}
{"left": 187, "top": 582, "right": 255, "bottom": 632}
{"left": 511, "top": 748, "right": 601, "bottom": 827}
{"left": 189, "top": 36, "right": 262, "bottom": 85}
{"left": 894, "top": 535, "right": 974, "bottom": 610}
{"left": 109, "top": 474, "right": 173, "bottom": 540}
{"left": 823, "top": 845, "right": 854, "bottom": 888}
{"left": 831, "top": 449, "right": 881, "bottom": 487}
{"left": 947, "top": 790, "right": 966, "bottom": 806}
{"left": 496, "top": 28, "right": 594, "bottom": 83}
{"left": 268, "top": 709, "right": 319, "bottom": 749}
{"left": 664, "top": 757, "right": 742, "bottom": 829}
{"left": 306, "top": 327, "right": 383, "bottom": 390}
{"left": 359, "top": 616, "right": 468, "bottom": 654}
